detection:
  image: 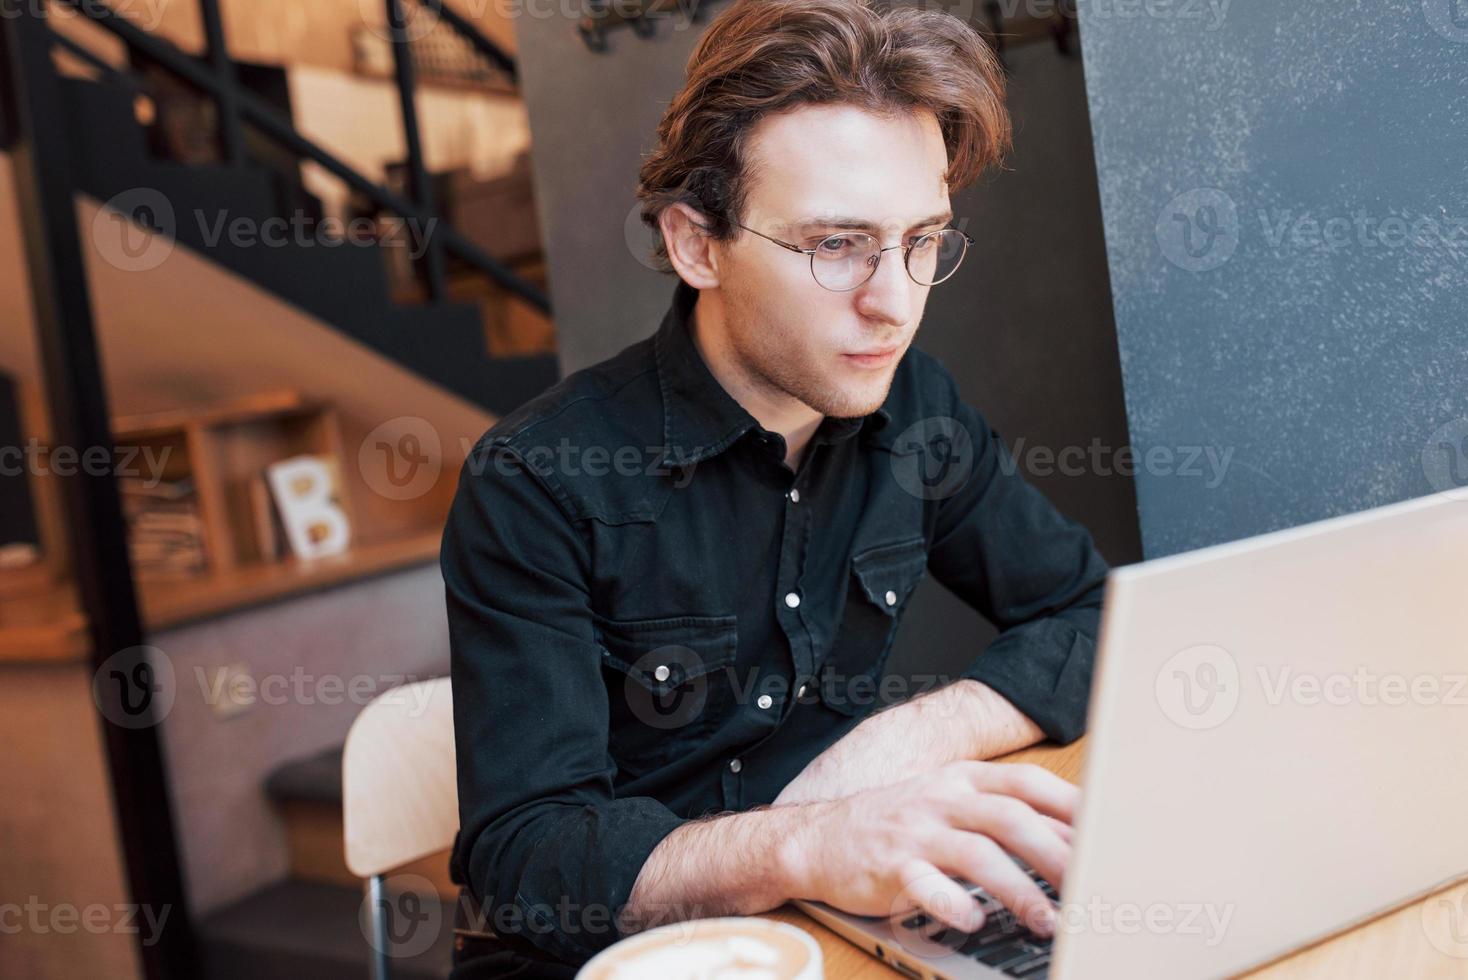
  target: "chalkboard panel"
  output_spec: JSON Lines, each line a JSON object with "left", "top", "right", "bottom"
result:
{"left": 1078, "top": 0, "right": 1468, "bottom": 556}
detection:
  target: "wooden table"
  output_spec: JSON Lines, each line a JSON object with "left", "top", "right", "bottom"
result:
{"left": 761, "top": 739, "right": 1468, "bottom": 979}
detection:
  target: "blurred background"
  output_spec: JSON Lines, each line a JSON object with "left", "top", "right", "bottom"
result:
{"left": 1, "top": 0, "right": 1462, "bottom": 978}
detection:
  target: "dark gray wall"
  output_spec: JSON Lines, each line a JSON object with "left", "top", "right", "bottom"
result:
{"left": 1079, "top": 0, "right": 1468, "bottom": 558}
{"left": 515, "top": 7, "right": 1139, "bottom": 683}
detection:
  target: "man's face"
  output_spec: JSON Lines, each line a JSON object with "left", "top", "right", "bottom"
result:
{"left": 713, "top": 103, "right": 952, "bottom": 418}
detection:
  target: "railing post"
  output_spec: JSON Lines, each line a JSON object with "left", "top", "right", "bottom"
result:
{"left": 1, "top": 7, "right": 199, "bottom": 980}
{"left": 198, "top": 0, "right": 245, "bottom": 165}
{"left": 386, "top": 0, "right": 447, "bottom": 305}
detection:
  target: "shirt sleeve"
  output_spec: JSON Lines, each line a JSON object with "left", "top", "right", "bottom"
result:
{"left": 442, "top": 438, "right": 687, "bottom": 964}
{"left": 920, "top": 374, "right": 1112, "bottom": 745}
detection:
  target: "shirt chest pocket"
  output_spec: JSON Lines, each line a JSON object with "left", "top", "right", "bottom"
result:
{"left": 595, "top": 614, "right": 739, "bottom": 777}
{"left": 816, "top": 537, "right": 928, "bottom": 717}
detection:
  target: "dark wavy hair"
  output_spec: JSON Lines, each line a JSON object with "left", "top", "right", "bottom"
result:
{"left": 636, "top": 0, "right": 1011, "bottom": 272}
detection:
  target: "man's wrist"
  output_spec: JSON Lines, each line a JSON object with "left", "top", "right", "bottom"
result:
{"left": 772, "top": 798, "right": 829, "bottom": 901}
{"left": 947, "top": 678, "right": 1044, "bottom": 759}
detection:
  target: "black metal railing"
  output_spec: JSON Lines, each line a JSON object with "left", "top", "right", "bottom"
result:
{"left": 50, "top": 0, "right": 549, "bottom": 313}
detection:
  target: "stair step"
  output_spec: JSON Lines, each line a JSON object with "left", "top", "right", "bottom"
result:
{"left": 266, "top": 746, "right": 343, "bottom": 806}
{"left": 267, "top": 746, "right": 458, "bottom": 899}
{"left": 199, "top": 878, "right": 455, "bottom": 980}
{"left": 60, "top": 74, "right": 561, "bottom": 417}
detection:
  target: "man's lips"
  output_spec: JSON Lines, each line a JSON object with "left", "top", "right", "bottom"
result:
{"left": 843, "top": 346, "right": 900, "bottom": 367}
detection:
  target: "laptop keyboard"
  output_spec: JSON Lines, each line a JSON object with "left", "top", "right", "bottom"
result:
{"left": 897, "top": 867, "right": 1058, "bottom": 978}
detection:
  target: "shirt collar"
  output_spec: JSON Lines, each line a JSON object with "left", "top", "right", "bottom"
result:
{"left": 655, "top": 279, "right": 891, "bottom": 468}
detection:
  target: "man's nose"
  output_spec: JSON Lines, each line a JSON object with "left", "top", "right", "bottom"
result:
{"left": 853, "top": 247, "right": 914, "bottom": 327}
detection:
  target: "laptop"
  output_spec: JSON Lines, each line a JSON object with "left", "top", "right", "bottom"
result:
{"left": 796, "top": 489, "right": 1468, "bottom": 979}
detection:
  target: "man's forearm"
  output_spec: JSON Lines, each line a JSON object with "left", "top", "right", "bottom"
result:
{"left": 618, "top": 802, "right": 814, "bottom": 934}
{"left": 772, "top": 680, "right": 1044, "bottom": 805}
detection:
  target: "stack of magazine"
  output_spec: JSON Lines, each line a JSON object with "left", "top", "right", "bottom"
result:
{"left": 119, "top": 476, "right": 209, "bottom": 578}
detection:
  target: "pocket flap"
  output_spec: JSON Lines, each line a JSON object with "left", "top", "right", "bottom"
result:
{"left": 851, "top": 537, "right": 928, "bottom": 617}
{"left": 594, "top": 614, "right": 738, "bottom": 696}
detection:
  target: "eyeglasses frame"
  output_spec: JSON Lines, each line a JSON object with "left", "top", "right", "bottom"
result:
{"left": 730, "top": 220, "right": 976, "bottom": 291}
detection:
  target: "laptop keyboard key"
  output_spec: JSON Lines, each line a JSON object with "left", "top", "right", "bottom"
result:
{"left": 1007, "top": 953, "right": 1051, "bottom": 978}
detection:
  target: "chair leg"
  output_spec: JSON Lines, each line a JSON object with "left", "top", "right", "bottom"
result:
{"left": 367, "top": 875, "right": 392, "bottom": 980}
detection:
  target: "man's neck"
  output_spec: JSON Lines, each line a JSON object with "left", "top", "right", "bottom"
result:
{"left": 690, "top": 288, "right": 822, "bottom": 473}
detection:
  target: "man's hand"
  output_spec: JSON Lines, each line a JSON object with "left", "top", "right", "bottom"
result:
{"left": 623, "top": 759, "right": 1076, "bottom": 940}
{"left": 786, "top": 760, "right": 1075, "bottom": 935}
{"left": 773, "top": 679, "right": 1044, "bottom": 806}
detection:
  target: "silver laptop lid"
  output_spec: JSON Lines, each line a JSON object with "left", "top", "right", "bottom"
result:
{"left": 1054, "top": 490, "right": 1468, "bottom": 979}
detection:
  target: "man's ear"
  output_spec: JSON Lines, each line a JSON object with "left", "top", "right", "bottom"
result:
{"left": 659, "top": 202, "right": 722, "bottom": 290}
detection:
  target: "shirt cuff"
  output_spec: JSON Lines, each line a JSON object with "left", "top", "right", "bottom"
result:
{"left": 961, "top": 616, "right": 1096, "bottom": 744}
{"left": 477, "top": 797, "right": 688, "bottom": 965}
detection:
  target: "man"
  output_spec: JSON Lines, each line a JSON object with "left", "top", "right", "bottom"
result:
{"left": 442, "top": 0, "right": 1110, "bottom": 974}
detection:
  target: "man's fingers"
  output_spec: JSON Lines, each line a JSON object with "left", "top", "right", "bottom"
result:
{"left": 893, "top": 860, "right": 986, "bottom": 935}
{"left": 932, "top": 831, "right": 1058, "bottom": 937}
{"left": 1041, "top": 814, "right": 1073, "bottom": 845}
{"left": 958, "top": 761, "right": 1081, "bottom": 825}
{"left": 940, "top": 792, "right": 1071, "bottom": 892}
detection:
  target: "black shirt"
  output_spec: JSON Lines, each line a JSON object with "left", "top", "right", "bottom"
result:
{"left": 441, "top": 278, "right": 1109, "bottom": 967}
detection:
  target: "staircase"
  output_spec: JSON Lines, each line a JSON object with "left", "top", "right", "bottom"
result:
{"left": 59, "top": 75, "right": 556, "bottom": 417}
{"left": 46, "top": 0, "right": 560, "bottom": 419}
{"left": 197, "top": 746, "right": 460, "bottom": 980}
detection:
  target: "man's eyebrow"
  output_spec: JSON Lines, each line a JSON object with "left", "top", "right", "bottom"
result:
{"left": 794, "top": 210, "right": 954, "bottom": 234}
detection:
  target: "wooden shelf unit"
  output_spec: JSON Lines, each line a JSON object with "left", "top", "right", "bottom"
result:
{"left": 1, "top": 391, "right": 455, "bottom": 662}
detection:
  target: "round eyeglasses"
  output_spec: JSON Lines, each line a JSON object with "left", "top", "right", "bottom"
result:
{"left": 732, "top": 221, "right": 974, "bottom": 292}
